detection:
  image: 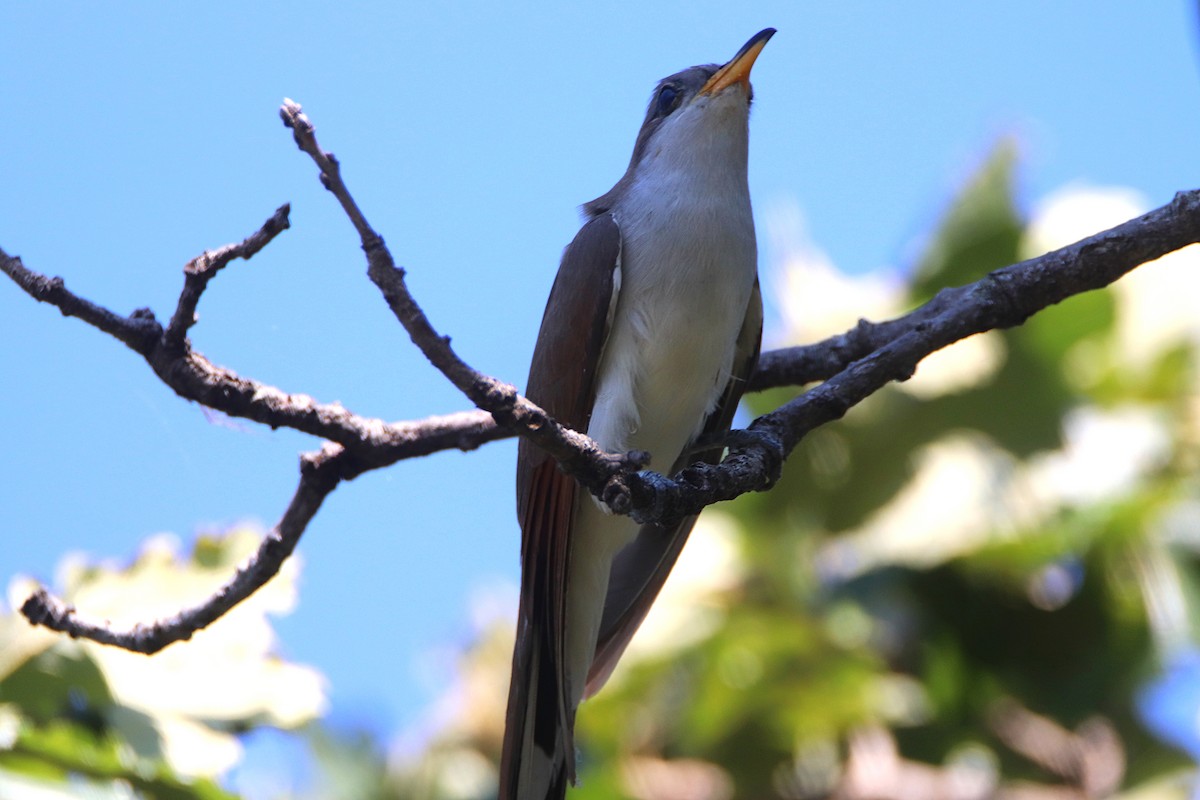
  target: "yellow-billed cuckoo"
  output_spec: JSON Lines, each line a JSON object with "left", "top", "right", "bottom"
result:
{"left": 501, "top": 28, "right": 774, "bottom": 799}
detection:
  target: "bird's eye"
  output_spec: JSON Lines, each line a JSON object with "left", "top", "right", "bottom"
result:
{"left": 655, "top": 85, "right": 680, "bottom": 116}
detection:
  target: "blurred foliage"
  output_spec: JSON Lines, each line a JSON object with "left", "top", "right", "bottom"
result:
{"left": 5, "top": 145, "right": 1200, "bottom": 799}
{"left": 0, "top": 527, "right": 326, "bottom": 798}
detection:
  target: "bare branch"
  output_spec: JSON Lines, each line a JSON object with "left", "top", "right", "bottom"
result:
{"left": 750, "top": 314, "right": 944, "bottom": 392}
{"left": 163, "top": 203, "right": 292, "bottom": 351}
{"left": 3, "top": 196, "right": 512, "bottom": 650}
{"left": 0, "top": 212, "right": 505, "bottom": 455}
{"left": 21, "top": 443, "right": 348, "bottom": 653}
{"left": 0, "top": 249, "right": 161, "bottom": 352}
{"left": 279, "top": 99, "right": 644, "bottom": 490}
{"left": 14, "top": 406, "right": 515, "bottom": 653}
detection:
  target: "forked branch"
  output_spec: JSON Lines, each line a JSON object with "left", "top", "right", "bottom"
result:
{"left": 6, "top": 98, "right": 1200, "bottom": 652}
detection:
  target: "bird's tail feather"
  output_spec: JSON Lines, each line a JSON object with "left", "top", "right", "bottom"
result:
{"left": 499, "top": 617, "right": 570, "bottom": 800}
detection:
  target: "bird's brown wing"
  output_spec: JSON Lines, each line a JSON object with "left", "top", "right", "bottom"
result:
{"left": 584, "top": 279, "right": 762, "bottom": 697}
{"left": 501, "top": 213, "right": 622, "bottom": 799}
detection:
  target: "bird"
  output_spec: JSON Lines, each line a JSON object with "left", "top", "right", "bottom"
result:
{"left": 500, "top": 28, "right": 774, "bottom": 800}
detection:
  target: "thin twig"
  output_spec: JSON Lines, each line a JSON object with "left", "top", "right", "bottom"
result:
{"left": 21, "top": 443, "right": 351, "bottom": 653}
{"left": 0, "top": 221, "right": 505, "bottom": 454}
{"left": 163, "top": 203, "right": 291, "bottom": 352}
{"left": 13, "top": 405, "right": 514, "bottom": 652}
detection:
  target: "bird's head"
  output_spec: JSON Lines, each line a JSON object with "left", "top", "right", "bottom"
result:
{"left": 587, "top": 28, "right": 775, "bottom": 216}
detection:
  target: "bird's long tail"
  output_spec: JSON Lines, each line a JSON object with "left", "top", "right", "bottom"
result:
{"left": 499, "top": 615, "right": 571, "bottom": 800}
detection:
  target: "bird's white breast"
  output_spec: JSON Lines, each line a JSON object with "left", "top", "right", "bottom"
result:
{"left": 588, "top": 93, "right": 758, "bottom": 474}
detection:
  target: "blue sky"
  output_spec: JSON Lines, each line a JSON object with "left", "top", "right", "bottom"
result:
{"left": 3, "top": 1, "right": 1199, "bottom": 746}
